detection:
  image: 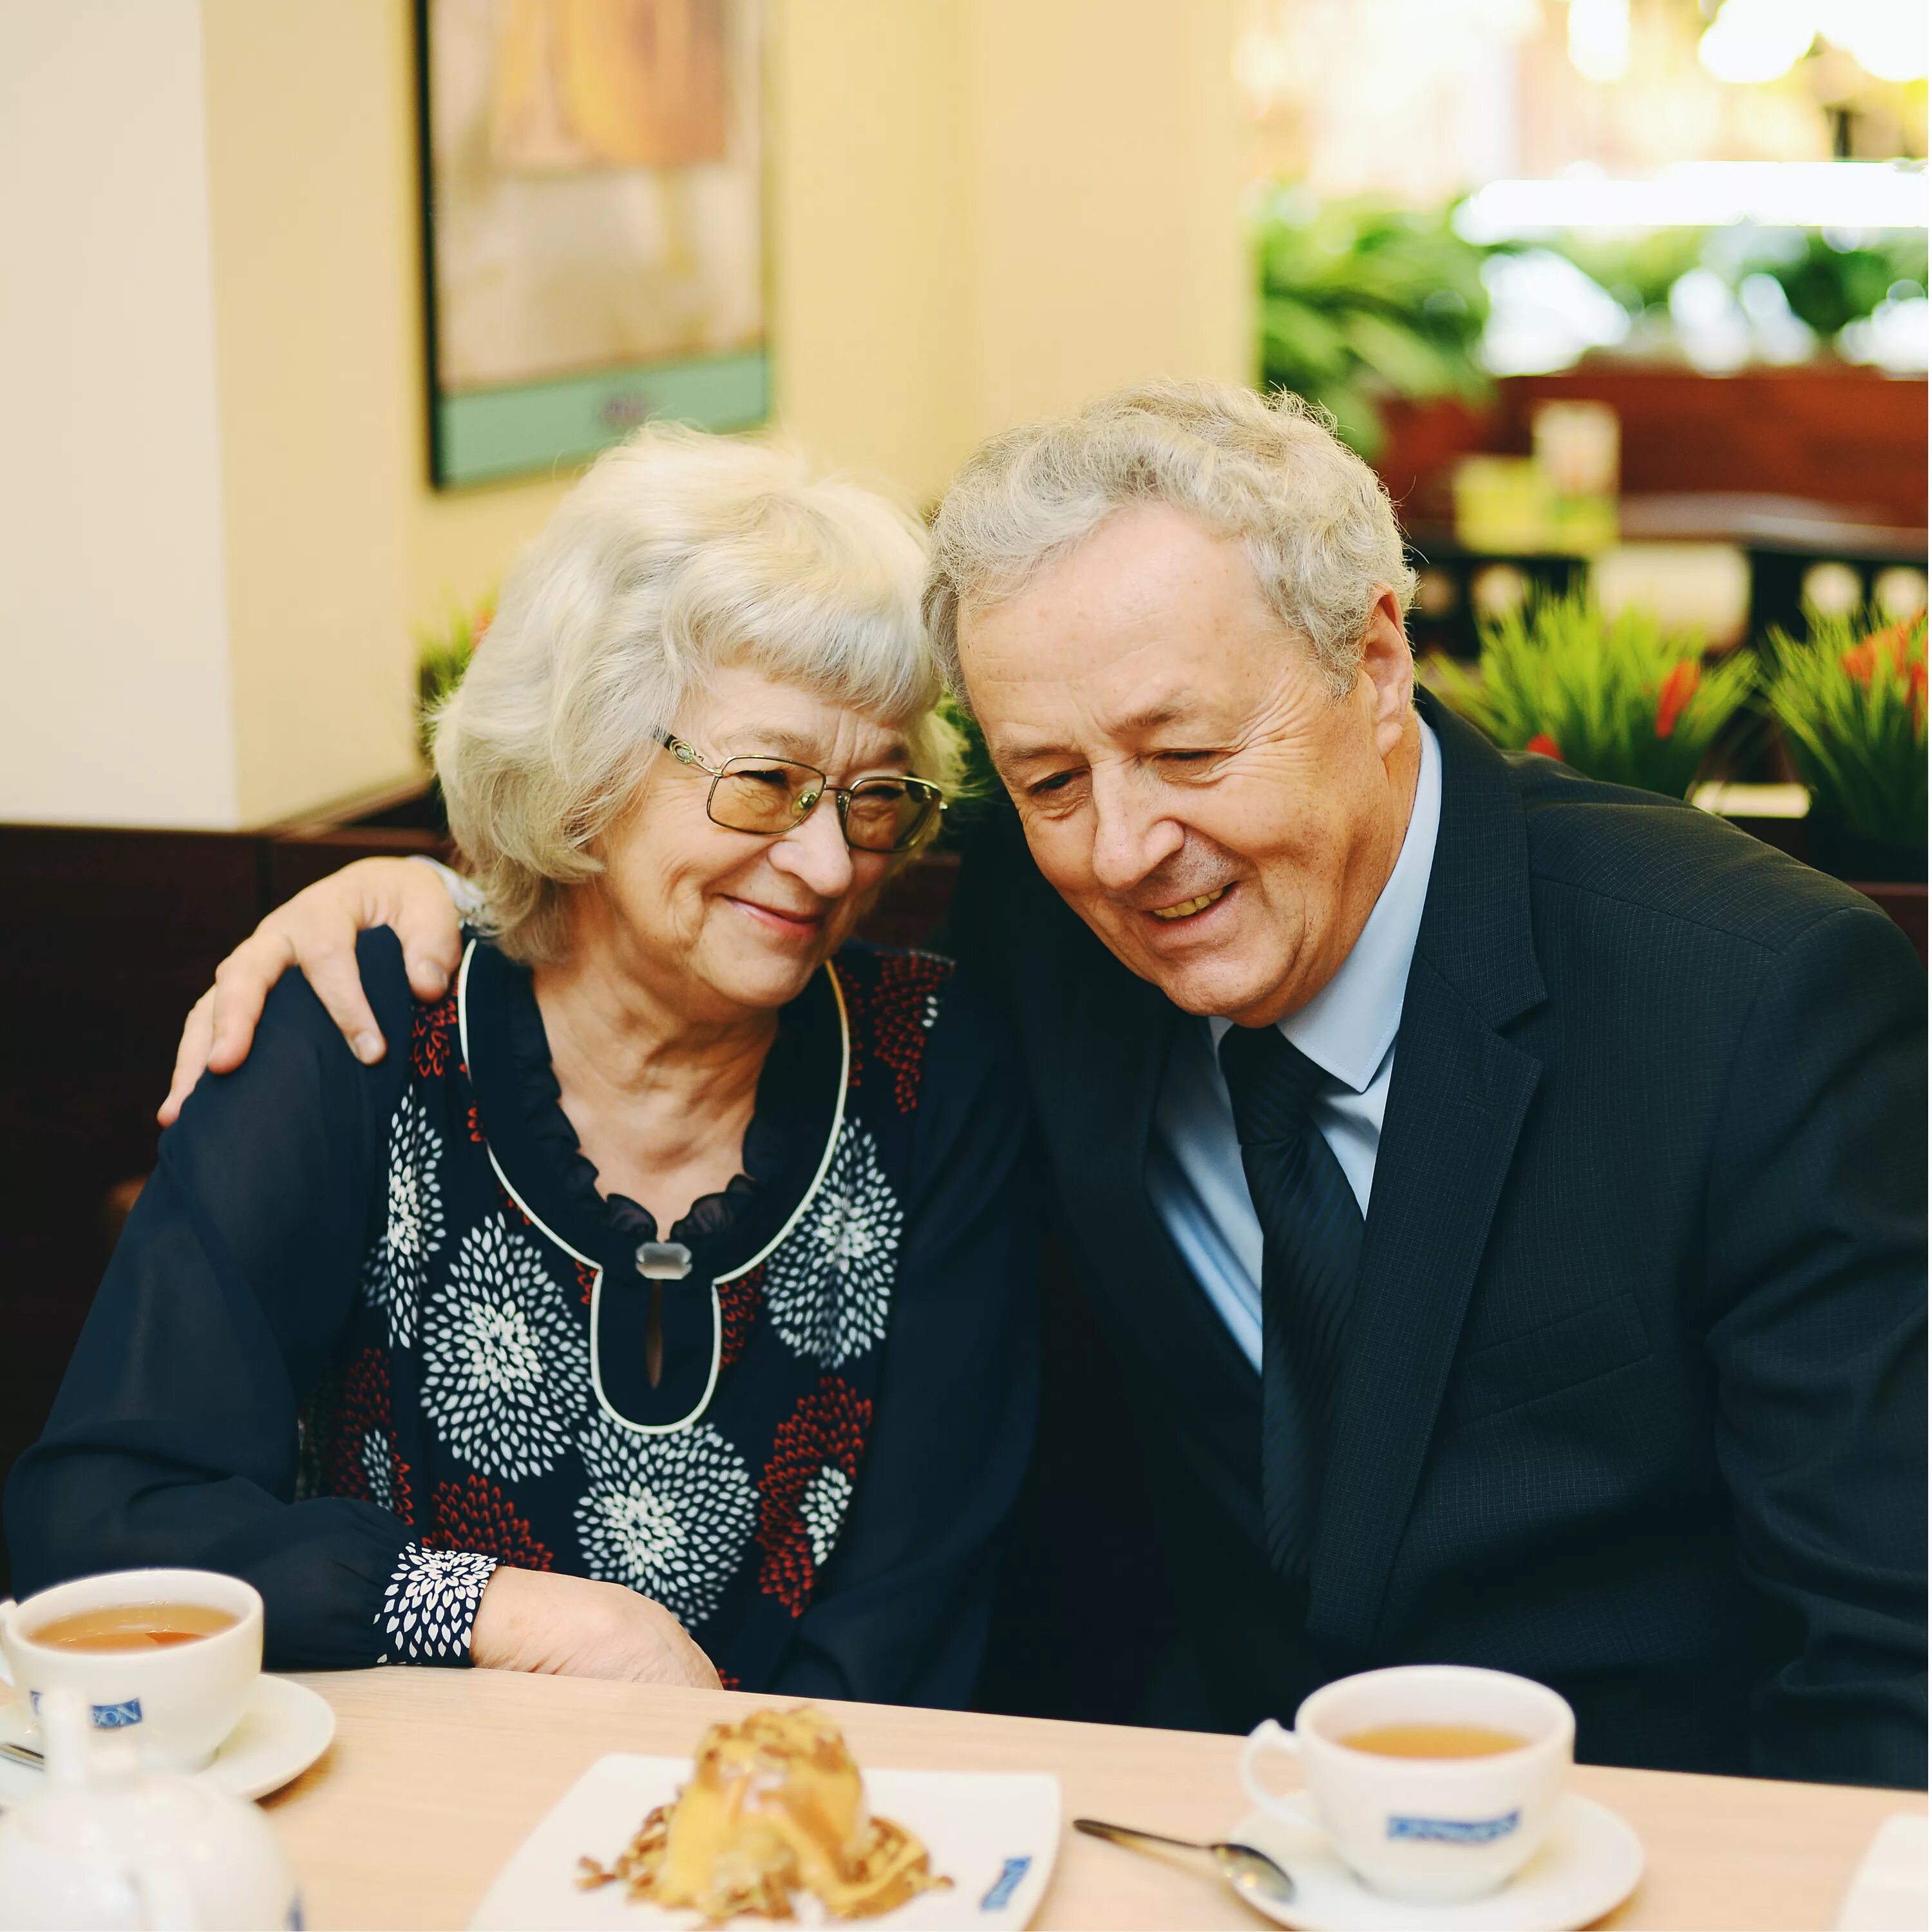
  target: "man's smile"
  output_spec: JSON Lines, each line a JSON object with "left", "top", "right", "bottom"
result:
{"left": 1146, "top": 882, "right": 1233, "bottom": 922}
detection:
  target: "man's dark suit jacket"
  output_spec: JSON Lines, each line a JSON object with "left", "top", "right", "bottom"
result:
{"left": 951, "top": 692, "right": 1926, "bottom": 1789}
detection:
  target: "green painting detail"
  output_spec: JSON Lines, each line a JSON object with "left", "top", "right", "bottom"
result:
{"left": 435, "top": 348, "right": 769, "bottom": 487}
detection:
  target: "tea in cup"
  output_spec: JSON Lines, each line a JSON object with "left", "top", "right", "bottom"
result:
{"left": 1240, "top": 1664, "right": 1574, "bottom": 1904}
{"left": 1, "top": 1569, "right": 263, "bottom": 1773}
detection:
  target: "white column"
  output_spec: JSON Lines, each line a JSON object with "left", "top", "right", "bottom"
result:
{"left": 0, "top": 0, "right": 240, "bottom": 828}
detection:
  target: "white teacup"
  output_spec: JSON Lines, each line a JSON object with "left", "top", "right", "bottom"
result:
{"left": 0, "top": 1569, "right": 263, "bottom": 1774}
{"left": 1241, "top": 1664, "right": 1575, "bottom": 1905}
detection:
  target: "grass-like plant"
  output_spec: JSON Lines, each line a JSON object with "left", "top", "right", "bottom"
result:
{"left": 1254, "top": 190, "right": 1492, "bottom": 459}
{"left": 1427, "top": 591, "right": 1757, "bottom": 799}
{"left": 1763, "top": 609, "right": 1927, "bottom": 852}
{"left": 1250, "top": 188, "right": 1929, "bottom": 457}
{"left": 413, "top": 591, "right": 495, "bottom": 764}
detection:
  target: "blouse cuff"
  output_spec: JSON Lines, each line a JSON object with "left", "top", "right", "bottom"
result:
{"left": 375, "top": 1544, "right": 498, "bottom": 1666}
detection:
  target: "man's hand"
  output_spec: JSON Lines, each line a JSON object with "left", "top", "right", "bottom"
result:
{"left": 158, "top": 857, "right": 466, "bottom": 1126}
{"left": 468, "top": 1566, "right": 723, "bottom": 1687}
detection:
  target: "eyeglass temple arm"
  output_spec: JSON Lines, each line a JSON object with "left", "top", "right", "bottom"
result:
{"left": 656, "top": 728, "right": 718, "bottom": 775}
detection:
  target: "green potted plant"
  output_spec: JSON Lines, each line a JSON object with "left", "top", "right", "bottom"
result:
{"left": 1253, "top": 189, "right": 1493, "bottom": 459}
{"left": 1427, "top": 591, "right": 1757, "bottom": 799}
{"left": 1763, "top": 609, "right": 1927, "bottom": 883}
{"left": 414, "top": 591, "right": 495, "bottom": 765}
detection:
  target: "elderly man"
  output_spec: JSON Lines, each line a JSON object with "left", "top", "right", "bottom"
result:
{"left": 160, "top": 382, "right": 1924, "bottom": 1786}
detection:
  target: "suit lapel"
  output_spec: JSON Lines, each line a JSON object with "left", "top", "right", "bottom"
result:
{"left": 1307, "top": 698, "right": 1547, "bottom": 1647}
{"left": 1059, "top": 936, "right": 1184, "bottom": 1282}
{"left": 1068, "top": 938, "right": 1179, "bottom": 1187}
{"left": 1052, "top": 929, "right": 1267, "bottom": 1430}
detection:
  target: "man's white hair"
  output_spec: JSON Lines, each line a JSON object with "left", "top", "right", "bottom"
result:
{"left": 923, "top": 379, "right": 1416, "bottom": 704}
{"left": 435, "top": 422, "right": 958, "bottom": 963}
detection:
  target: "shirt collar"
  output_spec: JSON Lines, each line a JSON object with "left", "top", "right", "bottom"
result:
{"left": 1208, "top": 716, "right": 1442, "bottom": 1094}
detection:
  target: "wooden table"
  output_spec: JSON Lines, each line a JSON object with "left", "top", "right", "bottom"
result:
{"left": 258, "top": 1669, "right": 1925, "bottom": 1930}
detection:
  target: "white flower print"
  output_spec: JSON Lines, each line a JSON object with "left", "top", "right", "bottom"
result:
{"left": 359, "top": 1429, "right": 401, "bottom": 1514}
{"left": 377, "top": 1544, "right": 497, "bottom": 1663}
{"left": 421, "top": 1215, "right": 589, "bottom": 1482}
{"left": 573, "top": 1415, "right": 756, "bottom": 1627}
{"left": 363, "top": 1088, "right": 446, "bottom": 1350}
{"left": 764, "top": 1122, "right": 900, "bottom": 1368}
{"left": 799, "top": 1464, "right": 855, "bottom": 1568}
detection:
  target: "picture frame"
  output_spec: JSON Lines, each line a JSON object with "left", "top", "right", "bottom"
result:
{"left": 414, "top": 0, "right": 769, "bottom": 488}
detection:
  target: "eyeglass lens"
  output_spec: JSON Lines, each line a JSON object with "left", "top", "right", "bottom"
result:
{"left": 710, "top": 756, "right": 937, "bottom": 852}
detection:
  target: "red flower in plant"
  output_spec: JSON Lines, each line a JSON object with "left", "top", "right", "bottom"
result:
{"left": 1842, "top": 622, "right": 1914, "bottom": 685}
{"left": 1526, "top": 734, "right": 1563, "bottom": 761}
{"left": 1654, "top": 660, "right": 1700, "bottom": 739}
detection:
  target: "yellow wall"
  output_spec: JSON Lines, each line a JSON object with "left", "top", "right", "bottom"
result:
{"left": 769, "top": 0, "right": 978, "bottom": 507}
{"left": 970, "top": 0, "right": 1249, "bottom": 432}
{"left": 203, "top": 0, "right": 417, "bottom": 825}
{"left": 191, "top": 0, "right": 1250, "bottom": 825}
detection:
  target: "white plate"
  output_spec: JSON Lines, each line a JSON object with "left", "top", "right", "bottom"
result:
{"left": 470, "top": 1753, "right": 1061, "bottom": 1931}
{"left": 1231, "top": 1792, "right": 1643, "bottom": 1932}
{"left": 0, "top": 1671, "right": 334, "bottom": 1804}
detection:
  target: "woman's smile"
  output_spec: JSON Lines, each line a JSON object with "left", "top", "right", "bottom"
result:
{"left": 724, "top": 893, "right": 828, "bottom": 940}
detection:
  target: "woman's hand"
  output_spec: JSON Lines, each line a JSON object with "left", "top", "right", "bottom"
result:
{"left": 158, "top": 857, "right": 466, "bottom": 1126}
{"left": 468, "top": 1566, "right": 723, "bottom": 1688}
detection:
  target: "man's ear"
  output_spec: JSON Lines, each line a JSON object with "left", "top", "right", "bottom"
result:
{"left": 1359, "top": 585, "right": 1414, "bottom": 757}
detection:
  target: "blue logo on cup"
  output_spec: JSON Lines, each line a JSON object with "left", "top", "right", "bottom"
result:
{"left": 980, "top": 1855, "right": 1032, "bottom": 1911}
{"left": 26, "top": 1690, "right": 144, "bottom": 1728}
{"left": 1388, "top": 1809, "right": 1520, "bottom": 1844}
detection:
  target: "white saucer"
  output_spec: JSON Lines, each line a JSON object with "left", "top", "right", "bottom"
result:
{"left": 1231, "top": 1792, "right": 1644, "bottom": 1932}
{"left": 0, "top": 1672, "right": 334, "bottom": 1804}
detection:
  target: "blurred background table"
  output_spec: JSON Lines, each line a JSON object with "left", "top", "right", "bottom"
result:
{"left": 266, "top": 1668, "right": 1924, "bottom": 1931}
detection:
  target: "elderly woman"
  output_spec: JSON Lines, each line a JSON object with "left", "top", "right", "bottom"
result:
{"left": 6, "top": 428, "right": 1039, "bottom": 1703}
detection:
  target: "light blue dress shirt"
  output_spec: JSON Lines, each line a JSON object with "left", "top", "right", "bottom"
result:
{"left": 1146, "top": 721, "right": 1443, "bottom": 1371}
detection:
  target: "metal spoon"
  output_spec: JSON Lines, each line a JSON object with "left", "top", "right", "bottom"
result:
{"left": 1074, "top": 1815, "right": 1297, "bottom": 1908}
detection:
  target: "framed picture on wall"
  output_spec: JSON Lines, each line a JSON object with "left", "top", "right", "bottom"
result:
{"left": 415, "top": 0, "right": 768, "bottom": 488}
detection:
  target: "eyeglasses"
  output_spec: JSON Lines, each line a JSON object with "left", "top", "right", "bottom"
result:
{"left": 656, "top": 731, "right": 946, "bottom": 854}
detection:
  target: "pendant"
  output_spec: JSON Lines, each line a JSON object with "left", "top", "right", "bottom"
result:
{"left": 633, "top": 1243, "right": 693, "bottom": 1392}
{"left": 634, "top": 1242, "right": 694, "bottom": 1280}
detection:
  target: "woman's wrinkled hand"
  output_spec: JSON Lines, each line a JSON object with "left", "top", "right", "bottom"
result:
{"left": 468, "top": 1566, "right": 723, "bottom": 1688}
{"left": 157, "top": 856, "right": 466, "bottom": 1126}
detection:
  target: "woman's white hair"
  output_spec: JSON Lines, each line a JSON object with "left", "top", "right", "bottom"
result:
{"left": 923, "top": 379, "right": 1416, "bottom": 705}
{"left": 435, "top": 423, "right": 959, "bottom": 964}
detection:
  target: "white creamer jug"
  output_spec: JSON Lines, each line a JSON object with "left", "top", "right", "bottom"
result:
{"left": 0, "top": 1689, "right": 299, "bottom": 1930}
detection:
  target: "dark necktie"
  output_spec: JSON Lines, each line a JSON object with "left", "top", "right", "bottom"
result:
{"left": 1218, "top": 1023, "right": 1365, "bottom": 1582}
